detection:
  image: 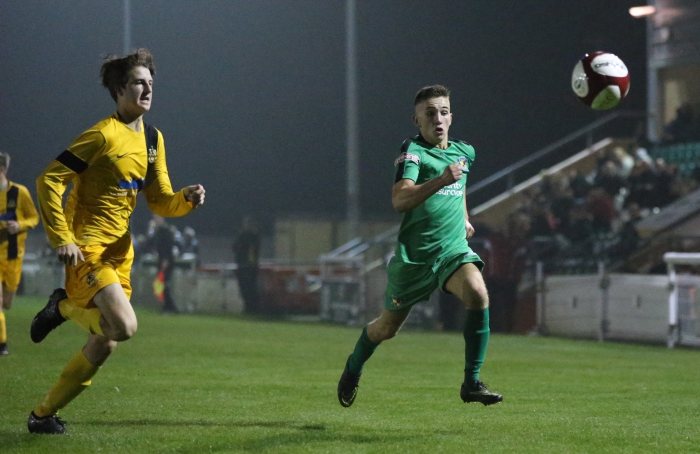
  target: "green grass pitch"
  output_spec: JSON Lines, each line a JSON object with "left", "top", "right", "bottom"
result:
{"left": 1, "top": 296, "right": 698, "bottom": 453}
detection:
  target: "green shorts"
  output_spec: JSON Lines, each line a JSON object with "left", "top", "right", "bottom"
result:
{"left": 384, "top": 250, "right": 484, "bottom": 311}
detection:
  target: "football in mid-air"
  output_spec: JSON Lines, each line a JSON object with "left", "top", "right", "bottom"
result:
{"left": 571, "top": 52, "right": 630, "bottom": 110}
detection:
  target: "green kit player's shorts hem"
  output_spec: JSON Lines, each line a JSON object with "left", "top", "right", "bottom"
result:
{"left": 384, "top": 251, "right": 484, "bottom": 311}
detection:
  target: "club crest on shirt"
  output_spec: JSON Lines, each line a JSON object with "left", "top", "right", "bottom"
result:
{"left": 7, "top": 199, "right": 16, "bottom": 210}
{"left": 86, "top": 273, "right": 99, "bottom": 288}
{"left": 148, "top": 146, "right": 157, "bottom": 164}
{"left": 391, "top": 296, "right": 402, "bottom": 308}
{"left": 458, "top": 156, "right": 468, "bottom": 171}
{"left": 394, "top": 152, "right": 420, "bottom": 166}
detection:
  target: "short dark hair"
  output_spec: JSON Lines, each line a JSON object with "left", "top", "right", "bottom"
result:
{"left": 414, "top": 84, "right": 451, "bottom": 105}
{"left": 0, "top": 152, "right": 9, "bottom": 170}
{"left": 100, "top": 48, "right": 156, "bottom": 102}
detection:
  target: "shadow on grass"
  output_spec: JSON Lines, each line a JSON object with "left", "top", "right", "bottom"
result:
{"left": 78, "top": 419, "right": 325, "bottom": 431}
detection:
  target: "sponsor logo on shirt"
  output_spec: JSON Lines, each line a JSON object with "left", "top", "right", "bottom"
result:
{"left": 436, "top": 182, "right": 463, "bottom": 197}
{"left": 148, "top": 146, "right": 157, "bottom": 164}
{"left": 118, "top": 178, "right": 145, "bottom": 191}
{"left": 394, "top": 152, "right": 420, "bottom": 166}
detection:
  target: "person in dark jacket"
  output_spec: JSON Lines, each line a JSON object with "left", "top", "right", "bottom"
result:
{"left": 233, "top": 216, "right": 260, "bottom": 313}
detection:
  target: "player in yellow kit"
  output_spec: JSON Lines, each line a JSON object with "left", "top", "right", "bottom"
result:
{"left": 28, "top": 48, "right": 206, "bottom": 434}
{"left": 0, "top": 152, "right": 40, "bottom": 356}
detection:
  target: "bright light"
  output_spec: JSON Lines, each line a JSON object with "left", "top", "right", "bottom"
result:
{"left": 629, "top": 6, "right": 656, "bottom": 17}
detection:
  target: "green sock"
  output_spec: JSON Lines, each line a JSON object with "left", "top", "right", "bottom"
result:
{"left": 347, "top": 326, "right": 379, "bottom": 376}
{"left": 464, "top": 308, "right": 490, "bottom": 383}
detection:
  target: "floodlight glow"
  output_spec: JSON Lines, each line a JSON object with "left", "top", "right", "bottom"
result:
{"left": 629, "top": 6, "right": 656, "bottom": 17}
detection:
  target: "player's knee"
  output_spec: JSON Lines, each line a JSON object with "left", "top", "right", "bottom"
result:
{"left": 462, "top": 287, "right": 489, "bottom": 310}
{"left": 111, "top": 319, "right": 138, "bottom": 342}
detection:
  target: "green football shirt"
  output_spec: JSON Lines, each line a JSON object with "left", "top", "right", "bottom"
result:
{"left": 393, "top": 135, "right": 475, "bottom": 265}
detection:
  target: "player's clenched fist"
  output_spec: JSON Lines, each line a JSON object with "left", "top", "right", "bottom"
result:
{"left": 184, "top": 184, "right": 206, "bottom": 207}
{"left": 441, "top": 163, "right": 463, "bottom": 185}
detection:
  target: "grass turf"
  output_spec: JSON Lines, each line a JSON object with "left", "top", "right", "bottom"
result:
{"left": 0, "top": 296, "right": 698, "bottom": 453}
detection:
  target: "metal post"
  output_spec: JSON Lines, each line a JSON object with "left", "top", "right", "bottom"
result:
{"left": 598, "top": 261, "right": 610, "bottom": 342}
{"left": 646, "top": 0, "right": 660, "bottom": 142}
{"left": 123, "top": 0, "right": 131, "bottom": 54}
{"left": 345, "top": 0, "right": 360, "bottom": 241}
{"left": 535, "top": 261, "right": 546, "bottom": 334}
{"left": 667, "top": 262, "right": 678, "bottom": 348}
{"left": 586, "top": 131, "right": 593, "bottom": 150}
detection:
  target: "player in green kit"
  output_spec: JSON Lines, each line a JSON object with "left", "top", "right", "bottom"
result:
{"left": 337, "top": 85, "right": 502, "bottom": 407}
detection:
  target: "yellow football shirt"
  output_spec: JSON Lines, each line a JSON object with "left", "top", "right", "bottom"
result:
{"left": 37, "top": 114, "right": 193, "bottom": 248}
{"left": 0, "top": 182, "right": 40, "bottom": 260}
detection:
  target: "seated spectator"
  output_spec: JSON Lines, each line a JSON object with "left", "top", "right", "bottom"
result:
{"left": 612, "top": 146, "right": 634, "bottom": 178}
{"left": 614, "top": 202, "right": 642, "bottom": 258}
{"left": 568, "top": 168, "right": 592, "bottom": 199}
{"left": 626, "top": 160, "right": 656, "bottom": 209}
{"left": 652, "top": 158, "right": 678, "bottom": 208}
{"left": 528, "top": 193, "right": 557, "bottom": 237}
{"left": 550, "top": 186, "right": 575, "bottom": 233}
{"left": 586, "top": 186, "right": 618, "bottom": 232}
{"left": 662, "top": 103, "right": 697, "bottom": 144}
{"left": 561, "top": 200, "right": 594, "bottom": 243}
{"left": 594, "top": 160, "right": 626, "bottom": 198}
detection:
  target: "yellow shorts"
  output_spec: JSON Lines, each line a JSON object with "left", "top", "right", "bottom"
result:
{"left": 65, "top": 234, "right": 134, "bottom": 309}
{"left": 0, "top": 258, "right": 23, "bottom": 292}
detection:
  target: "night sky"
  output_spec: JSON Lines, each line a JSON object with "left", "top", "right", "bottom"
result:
{"left": 0, "top": 0, "right": 647, "bottom": 236}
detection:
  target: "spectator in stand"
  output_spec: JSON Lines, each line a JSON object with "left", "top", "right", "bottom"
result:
{"left": 626, "top": 160, "right": 657, "bottom": 209}
{"left": 614, "top": 202, "right": 642, "bottom": 259}
{"left": 586, "top": 186, "right": 618, "bottom": 233}
{"left": 662, "top": 103, "right": 697, "bottom": 144}
{"left": 652, "top": 158, "right": 678, "bottom": 208}
{"left": 594, "top": 160, "right": 625, "bottom": 198}
{"left": 561, "top": 199, "right": 594, "bottom": 244}
{"left": 549, "top": 183, "right": 575, "bottom": 235}
{"left": 528, "top": 193, "right": 556, "bottom": 237}
{"left": 568, "top": 168, "right": 592, "bottom": 199}
{"left": 612, "top": 147, "right": 635, "bottom": 178}
{"left": 179, "top": 226, "right": 199, "bottom": 255}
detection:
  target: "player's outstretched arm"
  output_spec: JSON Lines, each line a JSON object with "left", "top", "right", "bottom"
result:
{"left": 183, "top": 184, "right": 205, "bottom": 207}
{"left": 392, "top": 162, "right": 462, "bottom": 213}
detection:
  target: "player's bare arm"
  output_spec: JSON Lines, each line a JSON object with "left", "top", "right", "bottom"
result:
{"left": 392, "top": 162, "right": 463, "bottom": 213}
{"left": 464, "top": 195, "right": 474, "bottom": 238}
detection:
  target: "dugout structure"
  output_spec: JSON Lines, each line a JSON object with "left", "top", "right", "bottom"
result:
{"left": 318, "top": 228, "right": 437, "bottom": 327}
{"left": 534, "top": 254, "right": 700, "bottom": 348}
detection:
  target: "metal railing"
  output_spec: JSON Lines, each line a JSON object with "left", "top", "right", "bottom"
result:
{"left": 467, "top": 110, "right": 646, "bottom": 199}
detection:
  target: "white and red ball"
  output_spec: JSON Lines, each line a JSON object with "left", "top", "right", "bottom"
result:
{"left": 571, "top": 52, "right": 630, "bottom": 110}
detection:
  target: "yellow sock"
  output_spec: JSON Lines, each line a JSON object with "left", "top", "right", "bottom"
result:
{"left": 59, "top": 300, "right": 104, "bottom": 336}
{"left": 0, "top": 312, "right": 6, "bottom": 343}
{"left": 34, "top": 350, "right": 100, "bottom": 417}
